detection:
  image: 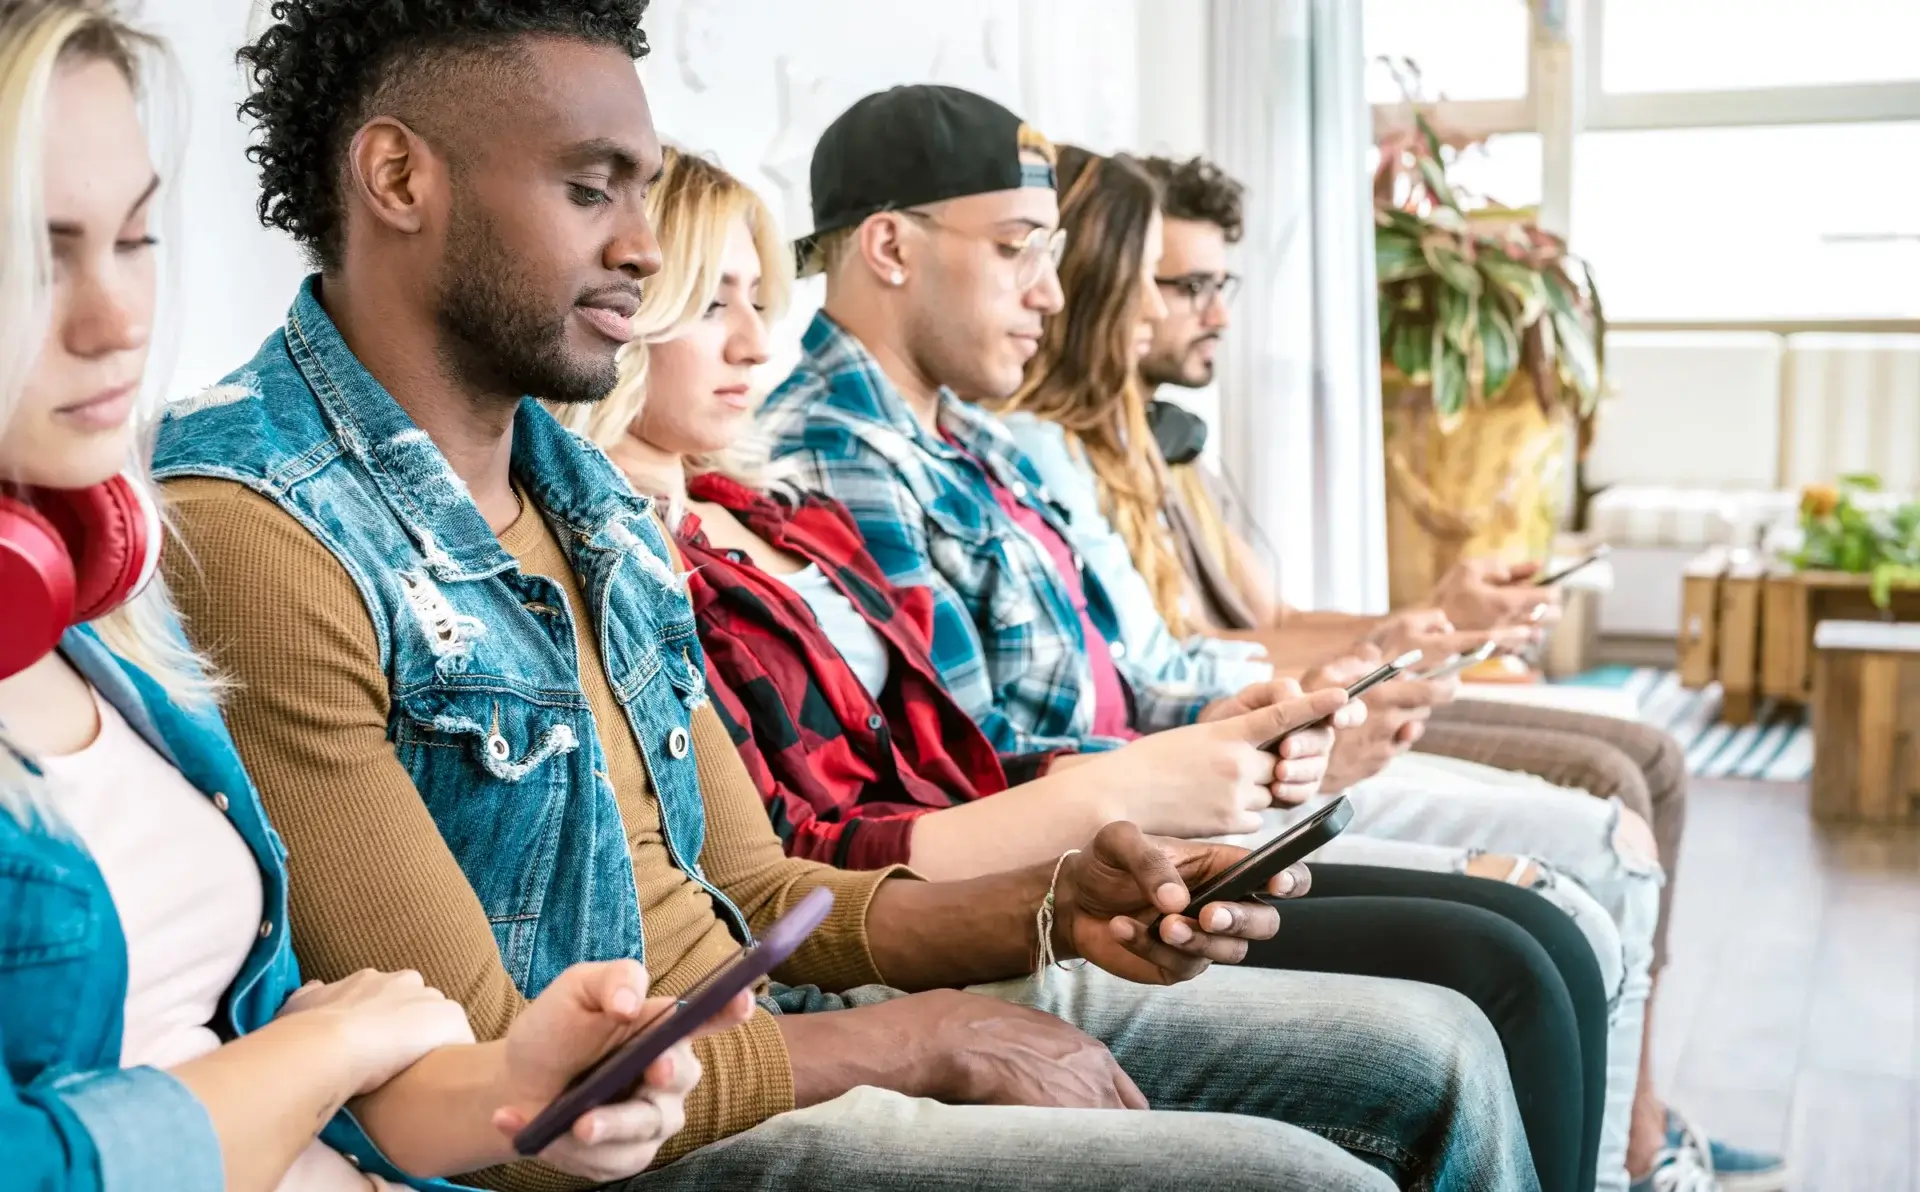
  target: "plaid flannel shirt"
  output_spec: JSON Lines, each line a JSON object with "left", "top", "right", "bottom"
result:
{"left": 757, "top": 312, "right": 1212, "bottom": 755}
{"left": 677, "top": 473, "right": 1058, "bottom": 868}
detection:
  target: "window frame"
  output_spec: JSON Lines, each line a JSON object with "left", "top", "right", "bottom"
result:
{"left": 1367, "top": 0, "right": 1920, "bottom": 330}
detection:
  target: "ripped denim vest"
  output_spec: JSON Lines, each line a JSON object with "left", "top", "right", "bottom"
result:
{"left": 154, "top": 276, "right": 743, "bottom": 997}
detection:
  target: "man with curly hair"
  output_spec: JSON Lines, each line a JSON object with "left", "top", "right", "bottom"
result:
{"left": 153, "top": 6, "right": 1534, "bottom": 1191}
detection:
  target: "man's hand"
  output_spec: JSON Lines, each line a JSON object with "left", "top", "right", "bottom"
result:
{"left": 1050, "top": 821, "right": 1310, "bottom": 986}
{"left": 775, "top": 990, "right": 1146, "bottom": 1111}
{"left": 1428, "top": 559, "right": 1560, "bottom": 634}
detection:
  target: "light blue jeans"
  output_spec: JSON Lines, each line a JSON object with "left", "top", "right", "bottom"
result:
{"left": 1220, "top": 751, "right": 1662, "bottom": 1192}
{"left": 628, "top": 963, "right": 1538, "bottom": 1191}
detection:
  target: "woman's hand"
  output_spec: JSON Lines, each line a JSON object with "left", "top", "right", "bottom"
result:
{"left": 488, "top": 960, "right": 755, "bottom": 1181}
{"left": 1099, "top": 680, "right": 1359, "bottom": 836}
{"left": 275, "top": 969, "right": 475, "bottom": 1096}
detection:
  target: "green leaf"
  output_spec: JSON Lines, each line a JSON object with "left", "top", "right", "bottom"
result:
{"left": 1376, "top": 234, "right": 1428, "bottom": 283}
{"left": 1840, "top": 472, "right": 1884, "bottom": 492}
{"left": 1423, "top": 238, "right": 1482, "bottom": 298}
{"left": 1552, "top": 309, "right": 1601, "bottom": 411}
{"left": 1417, "top": 154, "right": 1461, "bottom": 213}
{"left": 1432, "top": 340, "right": 1468, "bottom": 423}
{"left": 1478, "top": 293, "right": 1519, "bottom": 400}
{"left": 1392, "top": 320, "right": 1432, "bottom": 380}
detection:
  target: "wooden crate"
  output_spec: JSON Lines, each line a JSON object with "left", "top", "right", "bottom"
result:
{"left": 1677, "top": 547, "right": 1729, "bottom": 688}
{"left": 1717, "top": 555, "right": 1769, "bottom": 725}
{"left": 1811, "top": 621, "right": 1920, "bottom": 824}
{"left": 1761, "top": 572, "right": 1920, "bottom": 704}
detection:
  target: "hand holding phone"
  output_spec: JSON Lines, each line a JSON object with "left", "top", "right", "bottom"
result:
{"left": 1145, "top": 796, "right": 1354, "bottom": 937}
{"left": 1532, "top": 545, "right": 1610, "bottom": 587}
{"left": 510, "top": 887, "right": 835, "bottom": 1156}
{"left": 1259, "top": 650, "right": 1422, "bottom": 752}
{"left": 1412, "top": 640, "right": 1499, "bottom": 681}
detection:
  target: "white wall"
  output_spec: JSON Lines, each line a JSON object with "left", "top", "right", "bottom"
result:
{"left": 144, "top": 0, "right": 1171, "bottom": 397}
{"left": 144, "top": 0, "right": 307, "bottom": 397}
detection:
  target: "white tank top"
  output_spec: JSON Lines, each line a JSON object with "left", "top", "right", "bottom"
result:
{"left": 38, "top": 689, "right": 380, "bottom": 1191}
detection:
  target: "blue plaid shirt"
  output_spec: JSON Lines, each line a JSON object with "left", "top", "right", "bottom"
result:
{"left": 758, "top": 312, "right": 1211, "bottom": 755}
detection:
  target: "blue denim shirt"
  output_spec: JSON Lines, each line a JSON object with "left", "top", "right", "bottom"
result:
{"left": 154, "top": 277, "right": 743, "bottom": 998}
{"left": 0, "top": 625, "right": 459, "bottom": 1190}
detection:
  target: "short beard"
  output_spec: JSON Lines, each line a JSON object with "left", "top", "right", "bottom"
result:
{"left": 434, "top": 196, "right": 615, "bottom": 408}
{"left": 1140, "top": 342, "right": 1214, "bottom": 389}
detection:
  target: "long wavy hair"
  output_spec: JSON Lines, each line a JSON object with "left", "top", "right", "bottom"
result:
{"left": 555, "top": 145, "right": 792, "bottom": 499}
{"left": 997, "top": 147, "right": 1193, "bottom": 637}
{"left": 0, "top": 1, "right": 209, "bottom": 817}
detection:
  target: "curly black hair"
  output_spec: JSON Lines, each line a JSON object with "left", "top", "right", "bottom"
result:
{"left": 238, "top": 0, "right": 651, "bottom": 270}
{"left": 1139, "top": 155, "right": 1245, "bottom": 245}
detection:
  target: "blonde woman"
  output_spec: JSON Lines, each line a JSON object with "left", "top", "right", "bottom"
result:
{"left": 0, "top": 5, "right": 744, "bottom": 1188}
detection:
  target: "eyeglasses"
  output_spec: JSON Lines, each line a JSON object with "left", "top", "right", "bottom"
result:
{"left": 1155, "top": 272, "right": 1241, "bottom": 309}
{"left": 899, "top": 209, "right": 1067, "bottom": 291}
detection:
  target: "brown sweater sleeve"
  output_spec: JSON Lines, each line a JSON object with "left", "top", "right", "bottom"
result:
{"left": 686, "top": 699, "right": 914, "bottom": 992}
{"left": 160, "top": 480, "right": 789, "bottom": 1188}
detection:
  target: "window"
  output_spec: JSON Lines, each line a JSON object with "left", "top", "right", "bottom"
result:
{"left": 1445, "top": 133, "right": 1543, "bottom": 211}
{"left": 1362, "top": 0, "right": 1529, "bottom": 105}
{"left": 1601, "top": 0, "right": 1920, "bottom": 94}
{"left": 1572, "top": 122, "right": 1920, "bottom": 321}
{"left": 1366, "top": 0, "right": 1920, "bottom": 323}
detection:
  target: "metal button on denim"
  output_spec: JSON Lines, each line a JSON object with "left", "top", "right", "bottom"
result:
{"left": 667, "top": 726, "right": 690, "bottom": 759}
{"left": 212, "top": 792, "right": 230, "bottom": 812}
{"left": 486, "top": 734, "right": 511, "bottom": 761}
{"left": 258, "top": 920, "right": 272, "bottom": 939}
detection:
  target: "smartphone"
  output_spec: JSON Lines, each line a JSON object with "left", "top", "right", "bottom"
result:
{"left": 511, "top": 886, "right": 836, "bottom": 1156}
{"left": 1413, "top": 640, "right": 1499, "bottom": 681}
{"left": 1147, "top": 796, "right": 1354, "bottom": 935}
{"left": 1532, "top": 545, "right": 1611, "bottom": 587}
{"left": 1258, "top": 649, "right": 1423, "bottom": 752}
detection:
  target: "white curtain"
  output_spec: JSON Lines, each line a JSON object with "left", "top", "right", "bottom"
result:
{"left": 1207, "top": 0, "right": 1387, "bottom": 614}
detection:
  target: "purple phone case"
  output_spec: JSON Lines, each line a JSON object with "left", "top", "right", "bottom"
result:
{"left": 511, "top": 886, "right": 836, "bottom": 1156}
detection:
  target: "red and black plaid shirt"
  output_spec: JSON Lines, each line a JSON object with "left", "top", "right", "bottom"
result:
{"left": 678, "top": 473, "right": 1057, "bottom": 868}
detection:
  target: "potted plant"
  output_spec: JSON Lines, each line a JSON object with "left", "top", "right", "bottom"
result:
{"left": 1790, "top": 475, "right": 1920, "bottom": 608}
{"left": 1374, "top": 110, "right": 1606, "bottom": 608}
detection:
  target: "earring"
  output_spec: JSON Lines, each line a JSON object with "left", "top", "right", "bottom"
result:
{"left": 889, "top": 269, "right": 906, "bottom": 286}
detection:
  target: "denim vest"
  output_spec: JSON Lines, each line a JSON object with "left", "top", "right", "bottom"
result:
{"left": 154, "top": 277, "right": 743, "bottom": 998}
{"left": 0, "top": 626, "right": 456, "bottom": 1190}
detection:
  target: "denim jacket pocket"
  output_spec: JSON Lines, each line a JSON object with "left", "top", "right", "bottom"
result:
{"left": 391, "top": 688, "right": 582, "bottom": 970}
{"left": 0, "top": 856, "right": 101, "bottom": 1069}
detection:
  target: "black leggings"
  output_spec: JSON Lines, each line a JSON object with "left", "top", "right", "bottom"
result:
{"left": 1243, "top": 863, "right": 1607, "bottom": 1192}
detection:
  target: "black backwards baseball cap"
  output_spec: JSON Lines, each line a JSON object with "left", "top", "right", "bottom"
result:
{"left": 794, "top": 84, "right": 1057, "bottom": 277}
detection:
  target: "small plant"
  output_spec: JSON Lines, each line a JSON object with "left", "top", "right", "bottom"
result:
{"left": 1791, "top": 473, "right": 1920, "bottom": 607}
{"left": 1375, "top": 112, "right": 1605, "bottom": 439}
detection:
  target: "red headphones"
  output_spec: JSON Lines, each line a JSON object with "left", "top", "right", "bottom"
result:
{"left": 0, "top": 475, "right": 162, "bottom": 680}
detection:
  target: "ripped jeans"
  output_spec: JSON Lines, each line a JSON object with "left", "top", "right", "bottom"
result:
{"left": 1218, "top": 752, "right": 1661, "bottom": 1192}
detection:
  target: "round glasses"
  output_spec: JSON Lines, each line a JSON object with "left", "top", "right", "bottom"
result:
{"left": 900, "top": 209, "right": 1067, "bottom": 291}
{"left": 1155, "top": 272, "right": 1241, "bottom": 310}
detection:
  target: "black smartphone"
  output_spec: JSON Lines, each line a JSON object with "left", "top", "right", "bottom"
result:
{"left": 511, "top": 887, "right": 835, "bottom": 1156}
{"left": 1532, "top": 545, "right": 1610, "bottom": 587}
{"left": 1258, "top": 649, "right": 1423, "bottom": 752}
{"left": 1147, "top": 796, "right": 1354, "bottom": 936}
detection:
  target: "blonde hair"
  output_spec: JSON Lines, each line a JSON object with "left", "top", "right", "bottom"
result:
{"left": 1, "top": 1, "right": 213, "bottom": 816}
{"left": 996, "top": 147, "right": 1195, "bottom": 637}
{"left": 558, "top": 146, "right": 792, "bottom": 492}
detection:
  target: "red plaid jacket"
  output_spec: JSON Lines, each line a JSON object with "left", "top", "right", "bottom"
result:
{"left": 678, "top": 473, "right": 1058, "bottom": 868}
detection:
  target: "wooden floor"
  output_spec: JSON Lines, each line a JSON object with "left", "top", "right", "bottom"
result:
{"left": 1654, "top": 777, "right": 1920, "bottom": 1191}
